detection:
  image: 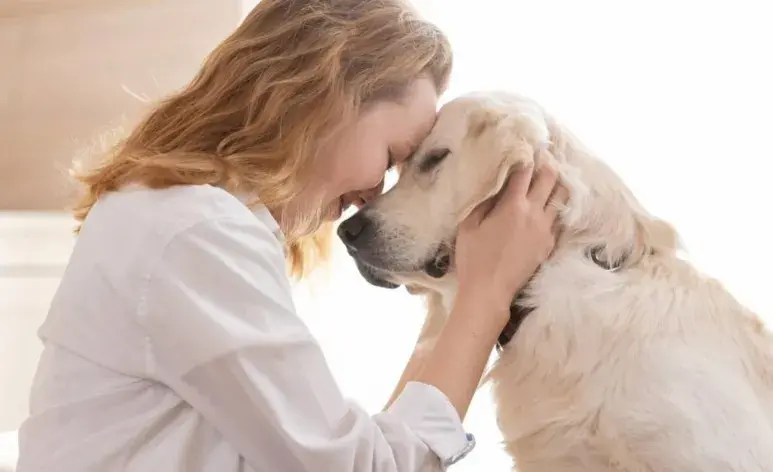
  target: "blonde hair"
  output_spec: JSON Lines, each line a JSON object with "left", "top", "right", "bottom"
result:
{"left": 71, "top": 0, "right": 452, "bottom": 278}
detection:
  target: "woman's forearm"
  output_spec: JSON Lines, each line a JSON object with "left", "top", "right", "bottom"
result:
{"left": 385, "top": 341, "right": 429, "bottom": 408}
{"left": 411, "top": 291, "right": 507, "bottom": 420}
{"left": 384, "top": 293, "right": 446, "bottom": 409}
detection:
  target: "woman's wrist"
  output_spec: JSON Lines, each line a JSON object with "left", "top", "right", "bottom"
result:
{"left": 450, "top": 287, "right": 510, "bottom": 339}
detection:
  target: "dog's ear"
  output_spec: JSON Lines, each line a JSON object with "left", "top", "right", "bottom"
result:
{"left": 467, "top": 107, "right": 505, "bottom": 140}
{"left": 466, "top": 108, "right": 544, "bottom": 169}
{"left": 634, "top": 214, "right": 681, "bottom": 259}
{"left": 599, "top": 201, "right": 681, "bottom": 269}
{"left": 457, "top": 106, "right": 554, "bottom": 221}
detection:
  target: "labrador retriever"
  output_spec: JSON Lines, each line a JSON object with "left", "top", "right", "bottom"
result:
{"left": 337, "top": 91, "right": 773, "bottom": 471}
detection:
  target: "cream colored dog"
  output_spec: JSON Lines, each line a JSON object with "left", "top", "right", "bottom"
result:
{"left": 337, "top": 91, "right": 773, "bottom": 471}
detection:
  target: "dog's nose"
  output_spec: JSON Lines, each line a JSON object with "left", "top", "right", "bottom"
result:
{"left": 337, "top": 212, "right": 373, "bottom": 249}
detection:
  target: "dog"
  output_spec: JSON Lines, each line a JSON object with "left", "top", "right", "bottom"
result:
{"left": 337, "top": 91, "right": 773, "bottom": 471}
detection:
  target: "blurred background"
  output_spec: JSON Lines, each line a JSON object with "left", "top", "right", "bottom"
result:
{"left": 1, "top": 0, "right": 771, "bottom": 470}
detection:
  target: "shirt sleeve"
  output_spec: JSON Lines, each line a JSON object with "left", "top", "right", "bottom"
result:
{"left": 138, "top": 215, "right": 475, "bottom": 472}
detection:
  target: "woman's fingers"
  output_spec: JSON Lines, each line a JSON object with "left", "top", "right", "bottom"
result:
{"left": 528, "top": 163, "right": 559, "bottom": 208}
{"left": 461, "top": 196, "right": 496, "bottom": 230}
{"left": 486, "top": 165, "right": 534, "bottom": 220}
{"left": 503, "top": 165, "right": 534, "bottom": 203}
{"left": 468, "top": 147, "right": 568, "bottom": 227}
{"left": 545, "top": 184, "right": 569, "bottom": 219}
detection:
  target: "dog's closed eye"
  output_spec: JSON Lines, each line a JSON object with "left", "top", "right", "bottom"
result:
{"left": 418, "top": 148, "right": 450, "bottom": 173}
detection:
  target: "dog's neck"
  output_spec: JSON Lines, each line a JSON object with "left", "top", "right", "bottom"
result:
{"left": 425, "top": 243, "right": 640, "bottom": 352}
{"left": 495, "top": 244, "right": 635, "bottom": 350}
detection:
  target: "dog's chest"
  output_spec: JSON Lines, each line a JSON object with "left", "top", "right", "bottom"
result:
{"left": 479, "top": 260, "right": 772, "bottom": 470}
{"left": 480, "top": 265, "right": 649, "bottom": 468}
{"left": 483, "top": 309, "right": 638, "bottom": 471}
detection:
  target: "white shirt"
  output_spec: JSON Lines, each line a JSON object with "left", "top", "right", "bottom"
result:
{"left": 16, "top": 184, "right": 474, "bottom": 472}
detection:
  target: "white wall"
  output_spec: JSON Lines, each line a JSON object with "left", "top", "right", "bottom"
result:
{"left": 0, "top": 0, "right": 241, "bottom": 210}
{"left": 0, "top": 214, "right": 75, "bottom": 432}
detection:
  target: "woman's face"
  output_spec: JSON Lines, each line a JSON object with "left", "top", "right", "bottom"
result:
{"left": 306, "top": 77, "right": 439, "bottom": 223}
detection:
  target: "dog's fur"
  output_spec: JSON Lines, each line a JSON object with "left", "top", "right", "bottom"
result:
{"left": 339, "top": 91, "right": 773, "bottom": 471}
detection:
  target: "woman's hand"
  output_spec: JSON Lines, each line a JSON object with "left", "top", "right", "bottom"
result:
{"left": 454, "top": 150, "right": 568, "bottom": 328}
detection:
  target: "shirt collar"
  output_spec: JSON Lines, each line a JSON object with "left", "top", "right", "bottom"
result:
{"left": 254, "top": 206, "right": 285, "bottom": 244}
{"left": 235, "top": 193, "right": 286, "bottom": 245}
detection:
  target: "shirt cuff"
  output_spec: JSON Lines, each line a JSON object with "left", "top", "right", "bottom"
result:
{"left": 387, "top": 381, "right": 476, "bottom": 468}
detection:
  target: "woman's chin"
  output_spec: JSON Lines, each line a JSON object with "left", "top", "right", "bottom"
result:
{"left": 324, "top": 199, "right": 346, "bottom": 222}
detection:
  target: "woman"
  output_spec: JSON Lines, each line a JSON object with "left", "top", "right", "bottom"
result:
{"left": 17, "top": 1, "right": 564, "bottom": 471}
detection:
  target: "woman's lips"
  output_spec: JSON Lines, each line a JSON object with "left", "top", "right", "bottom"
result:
{"left": 329, "top": 197, "right": 345, "bottom": 220}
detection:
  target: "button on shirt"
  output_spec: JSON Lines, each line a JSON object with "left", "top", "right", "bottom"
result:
{"left": 16, "top": 184, "right": 474, "bottom": 472}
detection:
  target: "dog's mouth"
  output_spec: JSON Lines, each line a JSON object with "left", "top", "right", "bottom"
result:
{"left": 345, "top": 239, "right": 455, "bottom": 288}
{"left": 352, "top": 249, "right": 452, "bottom": 288}
{"left": 422, "top": 245, "right": 454, "bottom": 279}
{"left": 352, "top": 258, "right": 400, "bottom": 289}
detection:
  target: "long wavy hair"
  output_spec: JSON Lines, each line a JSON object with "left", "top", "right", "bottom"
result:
{"left": 71, "top": 0, "right": 452, "bottom": 278}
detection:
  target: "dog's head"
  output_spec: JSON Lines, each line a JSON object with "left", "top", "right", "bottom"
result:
{"left": 337, "top": 91, "right": 680, "bottom": 295}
